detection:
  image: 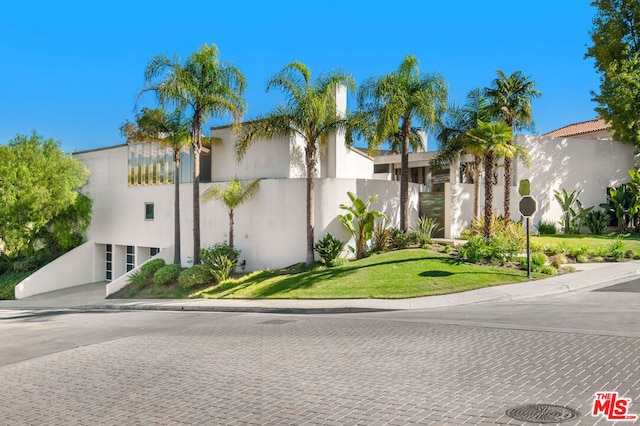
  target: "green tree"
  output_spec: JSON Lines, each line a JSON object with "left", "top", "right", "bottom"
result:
{"left": 339, "top": 192, "right": 387, "bottom": 259}
{"left": 236, "top": 61, "right": 355, "bottom": 266}
{"left": 359, "top": 54, "right": 448, "bottom": 233}
{"left": 0, "top": 133, "right": 90, "bottom": 260}
{"left": 120, "top": 107, "right": 193, "bottom": 265}
{"left": 485, "top": 70, "right": 541, "bottom": 220}
{"left": 202, "top": 178, "right": 261, "bottom": 252}
{"left": 31, "top": 193, "right": 92, "bottom": 262}
{"left": 466, "top": 121, "right": 521, "bottom": 238}
{"left": 432, "top": 88, "right": 491, "bottom": 219}
{"left": 586, "top": 0, "right": 640, "bottom": 144}
{"left": 142, "top": 43, "right": 247, "bottom": 264}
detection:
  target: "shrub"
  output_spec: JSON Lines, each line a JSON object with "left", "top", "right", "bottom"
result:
{"left": 576, "top": 254, "right": 588, "bottom": 263}
{"left": 442, "top": 244, "right": 452, "bottom": 254}
{"left": 539, "top": 265, "right": 557, "bottom": 275}
{"left": 153, "top": 264, "right": 181, "bottom": 285}
{"left": 328, "top": 258, "right": 348, "bottom": 267}
{"left": 535, "top": 220, "right": 557, "bottom": 235}
{"left": 458, "top": 236, "right": 490, "bottom": 263}
{"left": 625, "top": 249, "right": 636, "bottom": 259}
{"left": 608, "top": 237, "right": 625, "bottom": 261}
{"left": 549, "top": 254, "right": 567, "bottom": 269}
{"left": 413, "top": 216, "right": 442, "bottom": 245}
{"left": 314, "top": 233, "right": 345, "bottom": 264}
{"left": 585, "top": 209, "right": 610, "bottom": 235}
{"left": 530, "top": 241, "right": 543, "bottom": 253}
{"left": 178, "top": 265, "right": 212, "bottom": 289}
{"left": 201, "top": 242, "right": 241, "bottom": 282}
{"left": 12, "top": 257, "right": 40, "bottom": 272}
{"left": 140, "top": 258, "right": 166, "bottom": 279}
{"left": 0, "top": 254, "right": 11, "bottom": 275}
{"left": 488, "top": 233, "right": 522, "bottom": 262}
{"left": 127, "top": 268, "right": 148, "bottom": 289}
{"left": 391, "top": 231, "right": 413, "bottom": 249}
{"left": 372, "top": 221, "right": 393, "bottom": 252}
{"left": 593, "top": 256, "right": 605, "bottom": 263}
{"left": 210, "top": 255, "right": 234, "bottom": 282}
{"left": 408, "top": 230, "right": 421, "bottom": 244}
{"left": 569, "top": 246, "right": 589, "bottom": 258}
{"left": 531, "top": 252, "right": 548, "bottom": 268}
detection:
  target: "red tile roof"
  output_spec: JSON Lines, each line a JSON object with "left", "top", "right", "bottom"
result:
{"left": 542, "top": 119, "right": 610, "bottom": 138}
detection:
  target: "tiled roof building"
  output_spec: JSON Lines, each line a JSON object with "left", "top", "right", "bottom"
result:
{"left": 543, "top": 119, "right": 612, "bottom": 139}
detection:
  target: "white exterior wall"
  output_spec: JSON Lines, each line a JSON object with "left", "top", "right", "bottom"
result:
{"left": 449, "top": 135, "right": 636, "bottom": 237}
{"left": 15, "top": 241, "right": 99, "bottom": 299}
{"left": 74, "top": 144, "right": 417, "bottom": 276}
{"left": 210, "top": 126, "right": 300, "bottom": 180}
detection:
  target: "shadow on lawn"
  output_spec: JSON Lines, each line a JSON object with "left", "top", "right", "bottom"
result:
{"left": 202, "top": 252, "right": 526, "bottom": 299}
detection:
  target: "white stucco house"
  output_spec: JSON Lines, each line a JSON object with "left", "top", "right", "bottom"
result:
{"left": 14, "top": 112, "right": 636, "bottom": 299}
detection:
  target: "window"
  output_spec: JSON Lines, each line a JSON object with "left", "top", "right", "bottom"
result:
{"left": 145, "top": 203, "right": 154, "bottom": 220}
{"left": 126, "top": 245, "right": 135, "bottom": 272}
{"left": 105, "top": 244, "right": 112, "bottom": 280}
{"left": 374, "top": 164, "right": 390, "bottom": 174}
{"left": 150, "top": 247, "right": 160, "bottom": 256}
{"left": 128, "top": 142, "right": 174, "bottom": 186}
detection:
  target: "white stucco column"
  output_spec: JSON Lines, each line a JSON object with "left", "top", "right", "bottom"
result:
{"left": 326, "top": 85, "right": 347, "bottom": 178}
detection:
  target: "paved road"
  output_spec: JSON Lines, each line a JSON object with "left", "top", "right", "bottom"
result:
{"left": 2, "top": 281, "right": 640, "bottom": 425}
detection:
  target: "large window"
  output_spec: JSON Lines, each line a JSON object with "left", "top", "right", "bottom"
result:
{"left": 127, "top": 143, "right": 211, "bottom": 185}
{"left": 128, "top": 143, "right": 175, "bottom": 186}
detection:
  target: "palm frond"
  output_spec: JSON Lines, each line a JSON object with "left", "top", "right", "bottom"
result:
{"left": 234, "top": 112, "right": 297, "bottom": 161}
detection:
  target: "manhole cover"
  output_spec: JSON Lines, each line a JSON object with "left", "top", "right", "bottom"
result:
{"left": 258, "top": 320, "right": 295, "bottom": 325}
{"left": 506, "top": 404, "right": 580, "bottom": 423}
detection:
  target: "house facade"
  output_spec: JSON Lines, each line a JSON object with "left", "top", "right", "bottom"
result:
{"left": 14, "top": 115, "right": 635, "bottom": 299}
{"left": 15, "top": 88, "right": 422, "bottom": 298}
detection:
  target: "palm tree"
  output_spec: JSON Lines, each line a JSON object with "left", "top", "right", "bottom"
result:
{"left": 141, "top": 43, "right": 247, "bottom": 264}
{"left": 432, "top": 89, "right": 491, "bottom": 218}
{"left": 485, "top": 70, "right": 541, "bottom": 220}
{"left": 467, "top": 120, "right": 531, "bottom": 237}
{"left": 120, "top": 107, "right": 191, "bottom": 265}
{"left": 358, "top": 54, "right": 448, "bottom": 232}
{"left": 236, "top": 61, "right": 355, "bottom": 266}
{"left": 201, "top": 178, "right": 261, "bottom": 252}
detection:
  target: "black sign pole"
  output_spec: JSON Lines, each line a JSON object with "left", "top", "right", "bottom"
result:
{"left": 526, "top": 217, "right": 532, "bottom": 279}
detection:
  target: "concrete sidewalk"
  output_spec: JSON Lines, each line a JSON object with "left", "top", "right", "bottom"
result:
{"left": 1, "top": 261, "right": 639, "bottom": 314}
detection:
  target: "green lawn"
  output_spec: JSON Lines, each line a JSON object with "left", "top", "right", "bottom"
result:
{"left": 195, "top": 249, "right": 537, "bottom": 299}
{"left": 533, "top": 234, "right": 640, "bottom": 252}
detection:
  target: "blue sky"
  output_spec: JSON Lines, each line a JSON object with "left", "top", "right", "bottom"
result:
{"left": 1, "top": 0, "right": 599, "bottom": 153}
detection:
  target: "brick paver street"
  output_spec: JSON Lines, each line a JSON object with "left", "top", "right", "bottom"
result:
{"left": 2, "top": 284, "right": 640, "bottom": 426}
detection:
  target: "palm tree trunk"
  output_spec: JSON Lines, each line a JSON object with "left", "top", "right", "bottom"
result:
{"left": 504, "top": 155, "right": 512, "bottom": 220}
{"left": 228, "top": 209, "right": 234, "bottom": 252}
{"left": 473, "top": 154, "right": 481, "bottom": 219}
{"left": 484, "top": 151, "right": 494, "bottom": 238}
{"left": 400, "top": 118, "right": 411, "bottom": 233}
{"left": 306, "top": 143, "right": 316, "bottom": 266}
{"left": 173, "top": 151, "right": 181, "bottom": 265}
{"left": 357, "top": 226, "right": 365, "bottom": 259}
{"left": 192, "top": 113, "right": 202, "bottom": 265}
